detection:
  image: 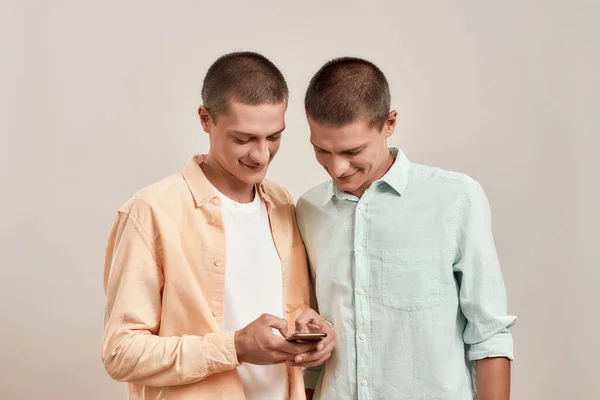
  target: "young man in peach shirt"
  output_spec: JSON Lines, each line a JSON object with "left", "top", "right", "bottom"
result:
{"left": 102, "top": 52, "right": 335, "bottom": 400}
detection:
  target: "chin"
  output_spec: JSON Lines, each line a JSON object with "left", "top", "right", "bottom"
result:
{"left": 237, "top": 171, "right": 267, "bottom": 185}
{"left": 335, "top": 180, "right": 359, "bottom": 192}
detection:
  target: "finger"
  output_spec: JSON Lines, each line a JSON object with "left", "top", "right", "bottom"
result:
{"left": 279, "top": 340, "right": 319, "bottom": 355}
{"left": 294, "top": 340, "right": 335, "bottom": 363}
{"left": 262, "top": 314, "right": 289, "bottom": 337}
{"left": 287, "top": 352, "right": 332, "bottom": 368}
{"left": 267, "top": 351, "right": 300, "bottom": 364}
{"left": 276, "top": 351, "right": 301, "bottom": 361}
{"left": 295, "top": 335, "right": 334, "bottom": 358}
{"left": 306, "top": 322, "right": 321, "bottom": 332}
{"left": 297, "top": 353, "right": 332, "bottom": 368}
{"left": 297, "top": 343, "right": 334, "bottom": 366}
{"left": 294, "top": 308, "right": 318, "bottom": 333}
{"left": 293, "top": 356, "right": 331, "bottom": 368}
{"left": 267, "top": 335, "right": 318, "bottom": 355}
{"left": 315, "top": 333, "right": 335, "bottom": 351}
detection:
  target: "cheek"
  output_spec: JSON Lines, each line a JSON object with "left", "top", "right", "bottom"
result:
{"left": 350, "top": 156, "right": 370, "bottom": 172}
{"left": 268, "top": 141, "right": 281, "bottom": 157}
{"left": 315, "top": 153, "right": 328, "bottom": 168}
{"left": 230, "top": 141, "right": 250, "bottom": 156}
{"left": 219, "top": 143, "right": 245, "bottom": 166}
{"left": 212, "top": 134, "right": 233, "bottom": 155}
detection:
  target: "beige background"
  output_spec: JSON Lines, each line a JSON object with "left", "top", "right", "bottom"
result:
{"left": 1, "top": 0, "right": 599, "bottom": 399}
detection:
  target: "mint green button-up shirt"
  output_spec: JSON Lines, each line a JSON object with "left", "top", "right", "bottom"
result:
{"left": 296, "top": 148, "right": 516, "bottom": 400}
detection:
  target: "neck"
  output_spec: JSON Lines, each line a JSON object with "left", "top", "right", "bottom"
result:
{"left": 350, "top": 151, "right": 395, "bottom": 198}
{"left": 201, "top": 155, "right": 255, "bottom": 203}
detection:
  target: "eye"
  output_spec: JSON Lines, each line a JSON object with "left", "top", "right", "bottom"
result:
{"left": 233, "top": 137, "right": 249, "bottom": 144}
{"left": 267, "top": 134, "right": 281, "bottom": 141}
{"left": 314, "top": 147, "right": 327, "bottom": 154}
{"left": 346, "top": 150, "right": 362, "bottom": 156}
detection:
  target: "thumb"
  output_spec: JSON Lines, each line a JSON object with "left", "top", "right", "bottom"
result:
{"left": 265, "top": 315, "right": 289, "bottom": 338}
{"left": 294, "top": 309, "right": 315, "bottom": 333}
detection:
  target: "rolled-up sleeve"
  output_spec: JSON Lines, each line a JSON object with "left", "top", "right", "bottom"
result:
{"left": 453, "top": 182, "right": 517, "bottom": 361}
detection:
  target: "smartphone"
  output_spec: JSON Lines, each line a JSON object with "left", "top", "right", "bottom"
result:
{"left": 286, "top": 332, "right": 328, "bottom": 342}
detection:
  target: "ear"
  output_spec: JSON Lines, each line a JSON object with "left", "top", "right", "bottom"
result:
{"left": 383, "top": 110, "right": 398, "bottom": 138}
{"left": 198, "top": 105, "right": 213, "bottom": 134}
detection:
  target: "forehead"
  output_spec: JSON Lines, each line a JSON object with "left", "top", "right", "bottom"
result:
{"left": 308, "top": 118, "right": 379, "bottom": 151}
{"left": 218, "top": 99, "right": 286, "bottom": 135}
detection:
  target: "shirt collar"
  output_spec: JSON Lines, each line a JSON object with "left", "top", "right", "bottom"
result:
{"left": 380, "top": 147, "right": 410, "bottom": 196}
{"left": 182, "top": 154, "right": 272, "bottom": 208}
{"left": 320, "top": 147, "right": 410, "bottom": 205}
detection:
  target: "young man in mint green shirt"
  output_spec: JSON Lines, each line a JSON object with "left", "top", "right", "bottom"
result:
{"left": 292, "top": 57, "right": 517, "bottom": 400}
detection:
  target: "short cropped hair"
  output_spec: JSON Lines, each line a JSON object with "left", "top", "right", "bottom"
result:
{"left": 305, "top": 57, "right": 390, "bottom": 130}
{"left": 201, "top": 51, "right": 288, "bottom": 122}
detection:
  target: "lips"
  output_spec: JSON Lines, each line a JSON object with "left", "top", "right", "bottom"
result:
{"left": 336, "top": 170, "right": 357, "bottom": 182}
{"left": 241, "top": 162, "right": 266, "bottom": 172}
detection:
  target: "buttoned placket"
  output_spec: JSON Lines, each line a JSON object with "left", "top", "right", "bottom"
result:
{"left": 353, "top": 188, "right": 373, "bottom": 400}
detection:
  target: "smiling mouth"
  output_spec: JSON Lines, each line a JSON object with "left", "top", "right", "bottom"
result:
{"left": 336, "top": 171, "right": 357, "bottom": 181}
{"left": 241, "top": 162, "right": 266, "bottom": 171}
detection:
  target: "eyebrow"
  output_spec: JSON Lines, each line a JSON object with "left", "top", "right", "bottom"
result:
{"left": 343, "top": 145, "right": 367, "bottom": 153}
{"left": 310, "top": 141, "right": 366, "bottom": 153}
{"left": 231, "top": 127, "right": 285, "bottom": 138}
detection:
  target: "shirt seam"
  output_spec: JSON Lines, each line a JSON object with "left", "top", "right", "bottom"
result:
{"left": 123, "top": 210, "right": 159, "bottom": 262}
{"left": 408, "top": 166, "right": 475, "bottom": 184}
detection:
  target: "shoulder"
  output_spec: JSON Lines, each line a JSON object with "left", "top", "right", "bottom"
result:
{"left": 296, "top": 180, "right": 332, "bottom": 210}
{"left": 117, "top": 173, "right": 190, "bottom": 223}
{"left": 407, "top": 162, "right": 484, "bottom": 201}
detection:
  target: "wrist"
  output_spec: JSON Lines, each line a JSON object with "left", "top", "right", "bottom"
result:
{"left": 234, "top": 329, "right": 246, "bottom": 363}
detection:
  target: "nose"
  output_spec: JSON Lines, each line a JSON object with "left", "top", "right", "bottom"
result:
{"left": 248, "top": 140, "right": 270, "bottom": 165}
{"left": 328, "top": 156, "right": 350, "bottom": 178}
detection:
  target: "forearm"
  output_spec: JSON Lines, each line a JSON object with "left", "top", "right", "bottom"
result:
{"left": 476, "top": 357, "right": 511, "bottom": 400}
{"left": 102, "top": 329, "right": 239, "bottom": 386}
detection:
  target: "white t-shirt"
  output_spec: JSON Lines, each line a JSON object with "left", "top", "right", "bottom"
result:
{"left": 213, "top": 186, "right": 289, "bottom": 400}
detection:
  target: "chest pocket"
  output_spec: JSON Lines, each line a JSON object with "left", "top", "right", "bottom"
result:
{"left": 381, "top": 248, "right": 445, "bottom": 311}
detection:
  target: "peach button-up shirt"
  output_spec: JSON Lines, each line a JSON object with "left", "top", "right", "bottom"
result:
{"left": 102, "top": 155, "right": 311, "bottom": 399}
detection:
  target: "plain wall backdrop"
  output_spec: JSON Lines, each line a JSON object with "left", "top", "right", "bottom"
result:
{"left": 1, "top": 0, "right": 599, "bottom": 398}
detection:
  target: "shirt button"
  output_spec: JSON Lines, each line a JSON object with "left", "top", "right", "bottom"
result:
{"left": 361, "top": 379, "right": 368, "bottom": 386}
{"left": 359, "top": 334, "right": 366, "bottom": 340}
{"left": 211, "top": 197, "right": 221, "bottom": 205}
{"left": 214, "top": 260, "right": 222, "bottom": 267}
{"left": 357, "top": 288, "right": 365, "bottom": 295}
{"left": 210, "top": 215, "right": 218, "bottom": 223}
{"left": 358, "top": 204, "right": 365, "bottom": 210}
{"left": 212, "top": 311, "right": 218, "bottom": 317}
{"left": 356, "top": 246, "right": 363, "bottom": 253}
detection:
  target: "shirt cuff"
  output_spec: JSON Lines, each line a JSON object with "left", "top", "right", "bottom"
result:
{"left": 468, "top": 329, "right": 515, "bottom": 361}
{"left": 203, "top": 330, "right": 241, "bottom": 373}
{"left": 303, "top": 365, "right": 323, "bottom": 390}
